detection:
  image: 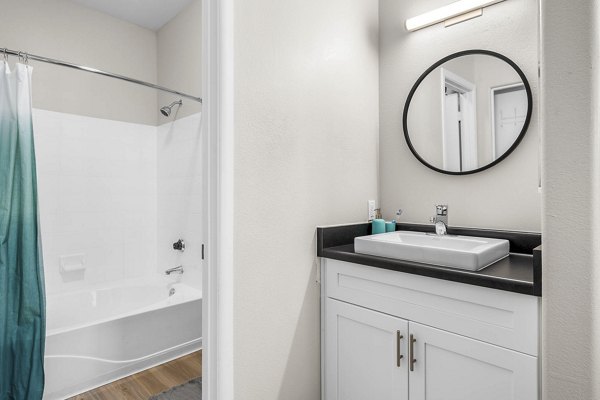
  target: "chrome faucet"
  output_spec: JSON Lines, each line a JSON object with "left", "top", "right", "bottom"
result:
{"left": 429, "top": 204, "right": 448, "bottom": 235}
{"left": 165, "top": 265, "right": 184, "bottom": 275}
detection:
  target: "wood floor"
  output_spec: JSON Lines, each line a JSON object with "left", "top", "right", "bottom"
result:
{"left": 69, "top": 351, "right": 202, "bottom": 400}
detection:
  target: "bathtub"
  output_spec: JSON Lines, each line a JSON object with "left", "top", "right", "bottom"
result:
{"left": 43, "top": 278, "right": 202, "bottom": 400}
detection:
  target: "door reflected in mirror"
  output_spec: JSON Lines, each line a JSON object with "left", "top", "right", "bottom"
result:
{"left": 403, "top": 50, "right": 532, "bottom": 175}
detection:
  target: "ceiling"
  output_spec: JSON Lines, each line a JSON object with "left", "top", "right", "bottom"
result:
{"left": 71, "top": 0, "right": 195, "bottom": 31}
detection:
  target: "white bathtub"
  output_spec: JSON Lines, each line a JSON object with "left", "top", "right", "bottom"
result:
{"left": 43, "top": 278, "right": 202, "bottom": 400}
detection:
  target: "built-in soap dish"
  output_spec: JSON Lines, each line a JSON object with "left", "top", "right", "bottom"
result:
{"left": 59, "top": 253, "right": 86, "bottom": 278}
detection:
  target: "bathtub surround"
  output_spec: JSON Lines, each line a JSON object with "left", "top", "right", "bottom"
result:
{"left": 34, "top": 109, "right": 158, "bottom": 294}
{"left": 32, "top": 109, "right": 204, "bottom": 397}
{"left": 0, "top": 62, "right": 46, "bottom": 399}
{"left": 34, "top": 109, "right": 205, "bottom": 292}
{"left": 7, "top": 0, "right": 206, "bottom": 295}
{"left": 157, "top": 113, "right": 204, "bottom": 291}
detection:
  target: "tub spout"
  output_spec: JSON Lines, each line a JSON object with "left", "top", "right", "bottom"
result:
{"left": 165, "top": 265, "right": 184, "bottom": 275}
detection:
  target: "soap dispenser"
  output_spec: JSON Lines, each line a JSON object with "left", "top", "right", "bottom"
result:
{"left": 372, "top": 209, "right": 385, "bottom": 234}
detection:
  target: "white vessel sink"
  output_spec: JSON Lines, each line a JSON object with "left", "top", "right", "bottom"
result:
{"left": 354, "top": 231, "right": 510, "bottom": 271}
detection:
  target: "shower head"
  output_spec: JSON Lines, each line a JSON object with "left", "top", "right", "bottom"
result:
{"left": 160, "top": 99, "right": 183, "bottom": 117}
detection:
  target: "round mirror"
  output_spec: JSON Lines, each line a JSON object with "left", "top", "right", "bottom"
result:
{"left": 403, "top": 50, "right": 532, "bottom": 175}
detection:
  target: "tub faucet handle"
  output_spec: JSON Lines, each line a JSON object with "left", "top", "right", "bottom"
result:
{"left": 173, "top": 239, "right": 185, "bottom": 252}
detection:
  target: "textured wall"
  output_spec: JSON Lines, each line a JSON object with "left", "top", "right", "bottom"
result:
{"left": 231, "top": 0, "right": 380, "bottom": 398}
{"left": 0, "top": 0, "right": 158, "bottom": 125}
{"left": 541, "top": 0, "right": 600, "bottom": 398}
{"left": 157, "top": 0, "right": 203, "bottom": 121}
{"left": 379, "top": 0, "right": 540, "bottom": 231}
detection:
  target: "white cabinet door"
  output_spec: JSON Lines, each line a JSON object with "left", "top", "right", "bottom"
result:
{"left": 408, "top": 322, "right": 538, "bottom": 400}
{"left": 325, "top": 298, "right": 409, "bottom": 400}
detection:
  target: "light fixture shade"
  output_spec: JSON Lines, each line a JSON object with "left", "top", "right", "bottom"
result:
{"left": 405, "top": 0, "right": 506, "bottom": 31}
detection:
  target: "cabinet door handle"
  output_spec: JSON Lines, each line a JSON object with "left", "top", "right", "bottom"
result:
{"left": 396, "top": 330, "right": 404, "bottom": 367}
{"left": 409, "top": 334, "right": 417, "bottom": 372}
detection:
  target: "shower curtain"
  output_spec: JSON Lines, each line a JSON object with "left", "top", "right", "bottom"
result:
{"left": 0, "top": 62, "right": 46, "bottom": 399}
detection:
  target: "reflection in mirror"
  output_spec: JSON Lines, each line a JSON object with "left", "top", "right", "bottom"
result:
{"left": 403, "top": 51, "right": 531, "bottom": 175}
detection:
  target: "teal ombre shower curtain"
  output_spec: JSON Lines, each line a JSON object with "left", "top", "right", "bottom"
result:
{"left": 0, "top": 61, "right": 46, "bottom": 399}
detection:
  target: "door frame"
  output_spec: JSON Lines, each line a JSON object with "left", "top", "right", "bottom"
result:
{"left": 202, "top": 0, "right": 234, "bottom": 399}
{"left": 490, "top": 82, "right": 527, "bottom": 159}
{"left": 440, "top": 68, "right": 478, "bottom": 171}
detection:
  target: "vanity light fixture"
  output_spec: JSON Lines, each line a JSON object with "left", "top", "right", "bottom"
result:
{"left": 405, "top": 0, "right": 506, "bottom": 32}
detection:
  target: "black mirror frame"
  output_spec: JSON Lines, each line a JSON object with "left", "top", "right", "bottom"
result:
{"left": 402, "top": 49, "right": 533, "bottom": 175}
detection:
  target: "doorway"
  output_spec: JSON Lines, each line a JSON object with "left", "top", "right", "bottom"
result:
{"left": 441, "top": 68, "right": 478, "bottom": 172}
{"left": 491, "top": 83, "right": 528, "bottom": 160}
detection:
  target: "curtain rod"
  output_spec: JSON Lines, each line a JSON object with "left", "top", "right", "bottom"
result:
{"left": 1, "top": 48, "right": 202, "bottom": 103}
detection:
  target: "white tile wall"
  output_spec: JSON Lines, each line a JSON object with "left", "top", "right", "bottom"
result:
{"left": 33, "top": 109, "right": 203, "bottom": 295}
{"left": 157, "top": 113, "right": 203, "bottom": 290}
{"left": 34, "top": 109, "right": 158, "bottom": 295}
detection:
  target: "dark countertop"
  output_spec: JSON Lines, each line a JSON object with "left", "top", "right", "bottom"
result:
{"left": 317, "top": 223, "right": 542, "bottom": 296}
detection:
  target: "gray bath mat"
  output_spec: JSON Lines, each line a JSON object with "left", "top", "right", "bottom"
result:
{"left": 149, "top": 378, "right": 202, "bottom": 400}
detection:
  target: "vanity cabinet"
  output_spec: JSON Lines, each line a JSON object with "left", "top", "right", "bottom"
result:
{"left": 408, "top": 322, "right": 537, "bottom": 400}
{"left": 321, "top": 259, "right": 540, "bottom": 400}
{"left": 325, "top": 298, "right": 409, "bottom": 400}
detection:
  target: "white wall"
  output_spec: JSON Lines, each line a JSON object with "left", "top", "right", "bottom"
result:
{"left": 0, "top": 0, "right": 205, "bottom": 126}
{"left": 541, "top": 0, "right": 600, "bottom": 398}
{"left": 157, "top": 113, "right": 203, "bottom": 290}
{"left": 7, "top": 0, "right": 206, "bottom": 296}
{"left": 469, "top": 56, "right": 523, "bottom": 166}
{"left": 0, "top": 0, "right": 158, "bottom": 126}
{"left": 157, "top": 0, "right": 203, "bottom": 121}
{"left": 35, "top": 110, "right": 205, "bottom": 296}
{"left": 155, "top": 0, "right": 204, "bottom": 290}
{"left": 34, "top": 110, "right": 157, "bottom": 295}
{"left": 379, "top": 0, "right": 540, "bottom": 231}
{"left": 231, "top": 0, "right": 380, "bottom": 398}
